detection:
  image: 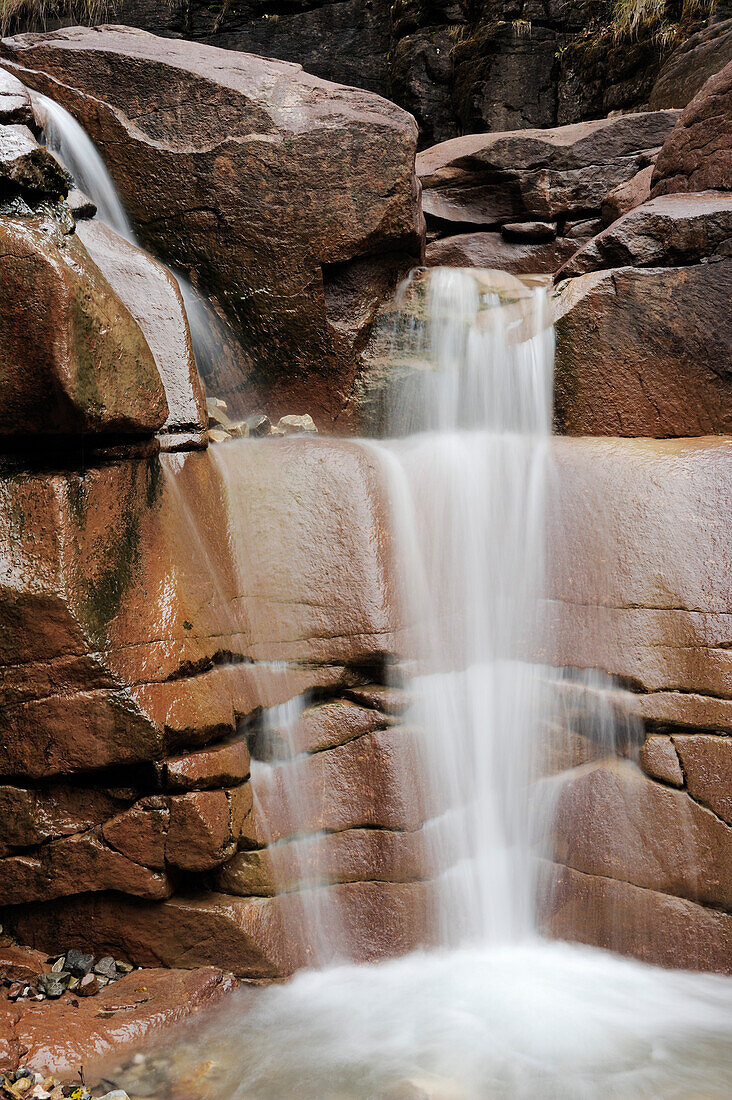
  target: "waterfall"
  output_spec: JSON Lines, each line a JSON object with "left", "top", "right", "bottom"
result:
{"left": 32, "top": 90, "right": 236, "bottom": 396}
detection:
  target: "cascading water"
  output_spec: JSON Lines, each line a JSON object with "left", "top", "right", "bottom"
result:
{"left": 32, "top": 90, "right": 240, "bottom": 399}
{"left": 108, "top": 268, "right": 732, "bottom": 1098}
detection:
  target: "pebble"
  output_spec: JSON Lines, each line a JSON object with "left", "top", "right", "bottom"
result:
{"left": 93, "top": 956, "right": 117, "bottom": 981}
{"left": 64, "top": 949, "right": 94, "bottom": 977}
{"left": 76, "top": 973, "right": 99, "bottom": 997}
{"left": 38, "top": 972, "right": 70, "bottom": 999}
{"left": 276, "top": 413, "right": 318, "bottom": 435}
{"left": 245, "top": 413, "right": 270, "bottom": 437}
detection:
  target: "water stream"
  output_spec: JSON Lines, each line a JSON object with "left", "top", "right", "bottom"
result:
{"left": 28, "top": 91, "right": 732, "bottom": 1097}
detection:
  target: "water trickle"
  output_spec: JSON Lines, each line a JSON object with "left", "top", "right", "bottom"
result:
{"left": 32, "top": 90, "right": 242, "bottom": 403}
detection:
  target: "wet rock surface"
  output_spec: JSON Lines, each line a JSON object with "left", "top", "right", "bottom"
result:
{"left": 0, "top": 25, "right": 423, "bottom": 430}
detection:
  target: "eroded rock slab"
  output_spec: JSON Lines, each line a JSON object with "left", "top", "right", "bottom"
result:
{"left": 0, "top": 25, "right": 423, "bottom": 429}
{"left": 652, "top": 60, "right": 732, "bottom": 197}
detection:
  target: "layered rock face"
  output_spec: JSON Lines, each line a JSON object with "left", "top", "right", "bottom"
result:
{"left": 0, "top": 26, "right": 424, "bottom": 430}
{"left": 11, "top": 2, "right": 725, "bottom": 147}
{"left": 0, "top": 431, "right": 729, "bottom": 976}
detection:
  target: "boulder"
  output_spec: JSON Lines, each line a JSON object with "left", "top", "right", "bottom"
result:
{"left": 160, "top": 739, "right": 250, "bottom": 791}
{"left": 553, "top": 260, "right": 732, "bottom": 435}
{"left": 0, "top": 67, "right": 34, "bottom": 127}
{"left": 75, "top": 219, "right": 207, "bottom": 440}
{"left": 652, "top": 61, "right": 732, "bottom": 196}
{"left": 0, "top": 25, "right": 423, "bottom": 430}
{"left": 0, "top": 121, "right": 67, "bottom": 199}
{"left": 650, "top": 17, "right": 732, "bottom": 110}
{"left": 601, "top": 164, "right": 654, "bottom": 226}
{"left": 425, "top": 231, "right": 579, "bottom": 275}
{"left": 417, "top": 111, "right": 680, "bottom": 228}
{"left": 558, "top": 192, "right": 732, "bottom": 276}
{"left": 0, "top": 214, "right": 167, "bottom": 439}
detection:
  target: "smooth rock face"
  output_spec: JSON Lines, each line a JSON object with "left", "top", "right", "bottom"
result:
{"left": 558, "top": 192, "right": 732, "bottom": 276}
{"left": 652, "top": 61, "right": 732, "bottom": 196}
{"left": 553, "top": 261, "right": 732, "bottom": 435}
{"left": 0, "top": 26, "right": 423, "bottom": 429}
{"left": 650, "top": 17, "right": 732, "bottom": 110}
{"left": 75, "top": 219, "right": 207, "bottom": 438}
{"left": 425, "top": 231, "right": 579, "bottom": 275}
{"left": 417, "top": 112, "right": 680, "bottom": 227}
{"left": 6, "top": 966, "right": 236, "bottom": 1079}
{"left": 673, "top": 735, "right": 732, "bottom": 825}
{"left": 0, "top": 214, "right": 168, "bottom": 438}
{"left": 601, "top": 164, "right": 654, "bottom": 226}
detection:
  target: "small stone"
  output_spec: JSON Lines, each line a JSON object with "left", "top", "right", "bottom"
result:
{"left": 8, "top": 981, "right": 23, "bottom": 1000}
{"left": 38, "top": 972, "right": 70, "bottom": 998}
{"left": 64, "top": 949, "right": 94, "bottom": 976}
{"left": 207, "top": 428, "right": 230, "bottom": 444}
{"left": 13, "top": 1079, "right": 32, "bottom": 1095}
{"left": 116, "top": 960, "right": 134, "bottom": 974}
{"left": 501, "top": 220, "right": 557, "bottom": 243}
{"left": 14, "top": 1069, "right": 33, "bottom": 1081}
{"left": 50, "top": 957, "right": 67, "bottom": 973}
{"left": 30, "top": 1087, "right": 51, "bottom": 1099}
{"left": 245, "top": 413, "right": 271, "bottom": 437}
{"left": 275, "top": 414, "right": 318, "bottom": 435}
{"left": 77, "top": 973, "right": 99, "bottom": 996}
{"left": 227, "top": 420, "right": 249, "bottom": 439}
{"left": 94, "top": 956, "right": 118, "bottom": 980}
{"left": 96, "top": 1093, "right": 131, "bottom": 1100}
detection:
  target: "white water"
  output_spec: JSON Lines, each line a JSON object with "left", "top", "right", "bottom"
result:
{"left": 40, "top": 90, "right": 732, "bottom": 1093}
{"left": 32, "top": 90, "right": 233, "bottom": 391}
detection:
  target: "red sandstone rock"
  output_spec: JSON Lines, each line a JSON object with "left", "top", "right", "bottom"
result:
{"left": 4, "top": 884, "right": 435, "bottom": 977}
{"left": 543, "top": 862, "right": 732, "bottom": 974}
{"left": 215, "top": 827, "right": 430, "bottom": 896}
{"left": 553, "top": 261, "right": 732, "bottom": 435}
{"left": 557, "top": 192, "right": 732, "bottom": 277}
{"left": 0, "top": 122, "right": 66, "bottom": 198}
{"left": 166, "top": 789, "right": 241, "bottom": 872}
{"left": 8, "top": 966, "right": 236, "bottom": 1080}
{"left": 0, "top": 784, "right": 117, "bottom": 855}
{"left": 75, "top": 219, "right": 207, "bottom": 439}
{"left": 0, "top": 943, "right": 47, "bottom": 984}
{"left": 673, "top": 735, "right": 732, "bottom": 825}
{"left": 0, "top": 214, "right": 167, "bottom": 438}
{"left": 640, "top": 736, "right": 684, "bottom": 788}
{"left": 601, "top": 164, "right": 654, "bottom": 226}
{"left": 102, "top": 800, "right": 169, "bottom": 872}
{"left": 417, "top": 111, "right": 679, "bottom": 226}
{"left": 161, "top": 738, "right": 250, "bottom": 791}
{"left": 652, "top": 61, "right": 732, "bottom": 196}
{"left": 256, "top": 699, "right": 392, "bottom": 759}
{"left": 551, "top": 760, "right": 732, "bottom": 911}
{"left": 0, "top": 25, "right": 423, "bottom": 429}
{"left": 425, "top": 232, "right": 578, "bottom": 275}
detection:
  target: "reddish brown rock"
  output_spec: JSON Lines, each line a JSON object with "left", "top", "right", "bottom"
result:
{"left": 8, "top": 966, "right": 236, "bottom": 1080}
{"left": 0, "top": 943, "right": 47, "bottom": 984}
{"left": 652, "top": 61, "right": 732, "bottom": 197}
{"left": 161, "top": 738, "right": 250, "bottom": 791}
{"left": 215, "top": 827, "right": 429, "bottom": 896}
{"left": 4, "top": 884, "right": 434, "bottom": 977}
{"left": 166, "top": 789, "right": 244, "bottom": 872}
{"left": 252, "top": 727, "right": 425, "bottom": 844}
{"left": 102, "top": 799, "right": 169, "bottom": 872}
{"left": 650, "top": 18, "right": 732, "bottom": 111}
{"left": 0, "top": 440, "right": 397, "bottom": 780}
{"left": 417, "top": 111, "right": 679, "bottom": 227}
{"left": 640, "top": 736, "right": 684, "bottom": 788}
{"left": 553, "top": 261, "right": 732, "bottom": 435}
{"left": 0, "top": 214, "right": 167, "bottom": 439}
{"left": 551, "top": 760, "right": 732, "bottom": 910}
{"left": 673, "top": 735, "right": 732, "bottom": 824}
{"left": 543, "top": 863, "right": 732, "bottom": 974}
{"left": 0, "top": 784, "right": 117, "bottom": 853}
{"left": 601, "top": 164, "right": 654, "bottom": 226}
{"left": 0, "top": 67, "right": 34, "bottom": 127}
{"left": 558, "top": 192, "right": 732, "bottom": 277}
{"left": 0, "top": 25, "right": 423, "bottom": 429}
{"left": 425, "top": 232, "right": 578, "bottom": 275}
{"left": 0, "top": 830, "right": 172, "bottom": 903}
{"left": 255, "top": 699, "right": 392, "bottom": 759}
{"left": 75, "top": 218, "right": 207, "bottom": 439}
{"left": 0, "top": 121, "right": 66, "bottom": 198}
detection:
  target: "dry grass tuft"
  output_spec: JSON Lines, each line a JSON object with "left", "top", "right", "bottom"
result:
{"left": 612, "top": 0, "right": 717, "bottom": 39}
{"left": 0, "top": 0, "right": 111, "bottom": 36}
